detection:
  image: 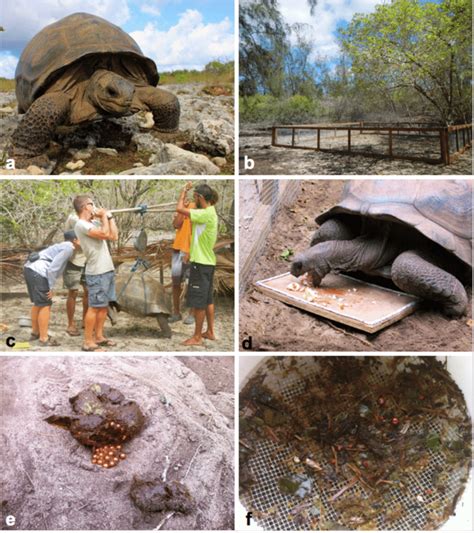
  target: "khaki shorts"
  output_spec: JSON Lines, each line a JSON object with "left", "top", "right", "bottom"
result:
{"left": 63, "top": 262, "right": 86, "bottom": 290}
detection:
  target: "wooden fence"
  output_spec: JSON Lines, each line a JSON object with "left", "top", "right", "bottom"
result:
{"left": 271, "top": 122, "right": 472, "bottom": 165}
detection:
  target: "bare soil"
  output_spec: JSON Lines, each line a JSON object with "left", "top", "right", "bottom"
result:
{"left": 239, "top": 180, "right": 472, "bottom": 352}
{"left": 0, "top": 355, "right": 234, "bottom": 530}
{"left": 239, "top": 127, "right": 473, "bottom": 175}
{"left": 0, "top": 285, "right": 233, "bottom": 353}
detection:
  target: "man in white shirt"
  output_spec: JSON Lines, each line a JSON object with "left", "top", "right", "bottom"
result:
{"left": 73, "top": 195, "right": 118, "bottom": 352}
{"left": 63, "top": 213, "right": 88, "bottom": 336}
{"left": 23, "top": 230, "right": 81, "bottom": 346}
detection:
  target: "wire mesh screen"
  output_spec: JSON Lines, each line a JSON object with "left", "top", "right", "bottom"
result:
{"left": 240, "top": 357, "right": 472, "bottom": 530}
{"left": 240, "top": 180, "right": 301, "bottom": 293}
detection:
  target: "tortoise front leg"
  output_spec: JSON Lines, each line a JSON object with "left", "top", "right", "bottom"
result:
{"left": 135, "top": 86, "right": 180, "bottom": 132}
{"left": 156, "top": 313, "right": 172, "bottom": 338}
{"left": 11, "top": 92, "right": 70, "bottom": 168}
{"left": 392, "top": 251, "right": 468, "bottom": 317}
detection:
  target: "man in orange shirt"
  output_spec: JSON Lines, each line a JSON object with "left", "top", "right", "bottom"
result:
{"left": 169, "top": 188, "right": 195, "bottom": 324}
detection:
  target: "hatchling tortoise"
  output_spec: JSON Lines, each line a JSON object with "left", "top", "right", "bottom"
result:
{"left": 45, "top": 383, "right": 145, "bottom": 447}
{"left": 291, "top": 180, "right": 472, "bottom": 317}
{"left": 11, "top": 12, "right": 180, "bottom": 167}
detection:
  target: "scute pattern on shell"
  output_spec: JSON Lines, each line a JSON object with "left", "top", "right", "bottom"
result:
{"left": 15, "top": 12, "right": 159, "bottom": 112}
{"left": 316, "top": 179, "right": 472, "bottom": 268}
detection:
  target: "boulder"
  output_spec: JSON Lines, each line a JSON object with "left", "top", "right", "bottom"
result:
{"left": 191, "top": 119, "right": 234, "bottom": 156}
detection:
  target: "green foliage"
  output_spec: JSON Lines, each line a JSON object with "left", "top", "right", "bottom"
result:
{"left": 160, "top": 61, "right": 233, "bottom": 85}
{"left": 240, "top": 94, "right": 321, "bottom": 124}
{"left": 0, "top": 180, "right": 234, "bottom": 249}
{"left": 339, "top": 0, "right": 472, "bottom": 124}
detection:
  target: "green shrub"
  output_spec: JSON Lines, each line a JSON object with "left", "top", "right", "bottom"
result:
{"left": 240, "top": 94, "right": 321, "bottom": 124}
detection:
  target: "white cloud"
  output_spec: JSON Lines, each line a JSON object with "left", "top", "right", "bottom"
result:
{"left": 279, "top": 0, "right": 380, "bottom": 58}
{"left": 140, "top": 3, "right": 161, "bottom": 17}
{"left": 1, "top": 0, "right": 130, "bottom": 53}
{"left": 0, "top": 53, "right": 18, "bottom": 79}
{"left": 131, "top": 9, "right": 234, "bottom": 71}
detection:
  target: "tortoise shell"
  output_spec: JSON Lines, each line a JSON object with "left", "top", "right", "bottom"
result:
{"left": 15, "top": 12, "right": 159, "bottom": 113}
{"left": 316, "top": 180, "right": 472, "bottom": 268}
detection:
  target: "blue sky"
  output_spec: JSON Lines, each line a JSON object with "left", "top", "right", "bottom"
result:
{"left": 0, "top": 0, "right": 235, "bottom": 78}
{"left": 277, "top": 0, "right": 381, "bottom": 58}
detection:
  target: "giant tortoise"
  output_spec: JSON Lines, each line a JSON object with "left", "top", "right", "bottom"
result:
{"left": 291, "top": 180, "right": 472, "bottom": 317}
{"left": 11, "top": 12, "right": 180, "bottom": 167}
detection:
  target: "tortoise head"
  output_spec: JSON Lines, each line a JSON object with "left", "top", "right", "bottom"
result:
{"left": 86, "top": 69, "right": 135, "bottom": 116}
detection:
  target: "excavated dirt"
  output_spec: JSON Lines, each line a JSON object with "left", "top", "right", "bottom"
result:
{"left": 239, "top": 127, "right": 472, "bottom": 175}
{"left": 239, "top": 180, "right": 473, "bottom": 352}
{"left": 0, "top": 285, "right": 233, "bottom": 353}
{"left": 0, "top": 355, "right": 234, "bottom": 530}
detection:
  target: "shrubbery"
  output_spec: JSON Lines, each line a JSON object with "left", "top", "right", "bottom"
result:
{"left": 161, "top": 61, "right": 233, "bottom": 85}
{"left": 240, "top": 94, "right": 321, "bottom": 124}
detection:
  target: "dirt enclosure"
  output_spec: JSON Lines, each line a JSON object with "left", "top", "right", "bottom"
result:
{"left": 0, "top": 355, "right": 234, "bottom": 530}
{"left": 239, "top": 180, "right": 472, "bottom": 352}
{"left": 239, "top": 127, "right": 473, "bottom": 175}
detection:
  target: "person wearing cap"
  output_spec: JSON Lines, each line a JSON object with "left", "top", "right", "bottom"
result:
{"left": 63, "top": 212, "right": 88, "bottom": 336}
{"left": 23, "top": 231, "right": 81, "bottom": 346}
{"left": 176, "top": 182, "right": 219, "bottom": 346}
{"left": 73, "top": 194, "right": 118, "bottom": 352}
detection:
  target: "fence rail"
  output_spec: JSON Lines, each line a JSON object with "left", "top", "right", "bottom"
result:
{"left": 271, "top": 122, "right": 472, "bottom": 165}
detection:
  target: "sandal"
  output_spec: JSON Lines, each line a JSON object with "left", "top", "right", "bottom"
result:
{"left": 29, "top": 333, "right": 40, "bottom": 341}
{"left": 81, "top": 345, "right": 106, "bottom": 352}
{"left": 96, "top": 339, "right": 116, "bottom": 347}
{"left": 39, "top": 337, "right": 60, "bottom": 347}
{"left": 66, "top": 329, "right": 80, "bottom": 337}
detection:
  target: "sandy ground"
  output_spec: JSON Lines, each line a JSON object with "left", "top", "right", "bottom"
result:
{"left": 0, "top": 355, "right": 234, "bottom": 530}
{"left": 0, "top": 284, "right": 234, "bottom": 352}
{"left": 239, "top": 180, "right": 473, "bottom": 352}
{"left": 239, "top": 127, "right": 473, "bottom": 175}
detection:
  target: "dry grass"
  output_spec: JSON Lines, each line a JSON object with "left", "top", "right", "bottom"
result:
{"left": 0, "top": 78, "right": 15, "bottom": 92}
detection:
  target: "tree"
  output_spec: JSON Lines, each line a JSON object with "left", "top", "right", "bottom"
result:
{"left": 339, "top": 0, "right": 472, "bottom": 124}
{"left": 239, "top": 0, "right": 318, "bottom": 97}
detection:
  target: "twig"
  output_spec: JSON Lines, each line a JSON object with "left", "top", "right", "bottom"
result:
{"left": 155, "top": 511, "right": 175, "bottom": 530}
{"left": 183, "top": 442, "right": 202, "bottom": 480}
{"left": 331, "top": 446, "right": 338, "bottom": 474}
{"left": 239, "top": 439, "right": 254, "bottom": 451}
{"left": 77, "top": 502, "right": 90, "bottom": 511}
{"left": 329, "top": 478, "right": 357, "bottom": 502}
{"left": 20, "top": 467, "right": 35, "bottom": 489}
{"left": 321, "top": 318, "right": 374, "bottom": 348}
{"left": 162, "top": 455, "right": 170, "bottom": 482}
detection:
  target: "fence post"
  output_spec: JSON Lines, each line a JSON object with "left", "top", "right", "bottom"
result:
{"left": 455, "top": 129, "right": 459, "bottom": 152}
{"left": 272, "top": 127, "right": 276, "bottom": 146}
{"left": 388, "top": 129, "right": 393, "bottom": 157}
{"left": 348, "top": 129, "right": 351, "bottom": 152}
{"left": 317, "top": 129, "right": 320, "bottom": 150}
{"left": 439, "top": 129, "right": 447, "bottom": 164}
{"left": 291, "top": 128, "right": 295, "bottom": 147}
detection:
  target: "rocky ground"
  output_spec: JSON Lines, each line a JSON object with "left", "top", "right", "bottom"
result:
{"left": 239, "top": 180, "right": 473, "bottom": 352}
{"left": 0, "top": 282, "right": 234, "bottom": 352}
{"left": 0, "top": 355, "right": 234, "bottom": 529}
{"left": 0, "top": 84, "right": 234, "bottom": 175}
{"left": 239, "top": 126, "right": 472, "bottom": 175}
